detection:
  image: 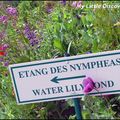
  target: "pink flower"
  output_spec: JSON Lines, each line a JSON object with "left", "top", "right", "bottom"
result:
{"left": 76, "top": 1, "right": 82, "bottom": 8}
{"left": 6, "top": 7, "right": 17, "bottom": 16}
{"left": 0, "top": 44, "right": 9, "bottom": 57}
{"left": 72, "top": 1, "right": 82, "bottom": 8}
{"left": 0, "top": 44, "right": 9, "bottom": 51}
{"left": 72, "top": 1, "right": 77, "bottom": 7}
{"left": 0, "top": 16, "right": 8, "bottom": 24}
{"left": 83, "top": 77, "right": 95, "bottom": 94}
{"left": 2, "top": 44, "right": 9, "bottom": 50}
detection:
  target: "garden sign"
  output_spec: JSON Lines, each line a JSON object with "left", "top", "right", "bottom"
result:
{"left": 9, "top": 50, "right": 120, "bottom": 105}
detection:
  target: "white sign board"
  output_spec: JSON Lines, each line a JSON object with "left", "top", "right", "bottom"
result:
{"left": 9, "top": 50, "right": 120, "bottom": 104}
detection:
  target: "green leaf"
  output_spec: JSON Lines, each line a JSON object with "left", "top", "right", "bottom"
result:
{"left": 82, "top": 111, "right": 91, "bottom": 119}
{"left": 53, "top": 39, "right": 65, "bottom": 52}
{"left": 69, "top": 115, "right": 76, "bottom": 119}
{"left": 81, "top": 16, "right": 87, "bottom": 25}
{"left": 67, "top": 99, "right": 74, "bottom": 107}
{"left": 92, "top": 39, "right": 99, "bottom": 52}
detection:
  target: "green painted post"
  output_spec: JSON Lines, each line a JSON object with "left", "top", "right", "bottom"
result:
{"left": 73, "top": 98, "right": 82, "bottom": 120}
{"left": 64, "top": 53, "right": 82, "bottom": 120}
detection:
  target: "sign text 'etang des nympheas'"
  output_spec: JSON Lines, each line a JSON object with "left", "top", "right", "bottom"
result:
{"left": 9, "top": 50, "right": 120, "bottom": 104}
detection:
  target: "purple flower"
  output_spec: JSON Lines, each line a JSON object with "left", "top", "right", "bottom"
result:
{"left": 0, "top": 58, "right": 3, "bottom": 62}
{"left": 72, "top": 1, "right": 77, "bottom": 7}
{"left": 103, "top": 94, "right": 112, "bottom": 99}
{"left": 83, "top": 77, "right": 95, "bottom": 94}
{"left": 0, "top": 31, "right": 5, "bottom": 39}
{"left": 60, "top": 0, "right": 66, "bottom": 5}
{"left": 0, "top": 16, "right": 8, "bottom": 24}
{"left": 3, "top": 61, "right": 9, "bottom": 67}
{"left": 2, "top": 44, "right": 9, "bottom": 51}
{"left": 76, "top": 14, "right": 82, "bottom": 19}
{"left": 6, "top": 7, "right": 17, "bottom": 16}
{"left": 24, "top": 24, "right": 38, "bottom": 46}
{"left": 46, "top": 8, "right": 53, "bottom": 13}
{"left": 0, "top": 44, "right": 9, "bottom": 51}
{"left": 86, "top": 51, "right": 92, "bottom": 54}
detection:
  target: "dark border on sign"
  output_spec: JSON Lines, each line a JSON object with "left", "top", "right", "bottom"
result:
{"left": 10, "top": 51, "right": 120, "bottom": 104}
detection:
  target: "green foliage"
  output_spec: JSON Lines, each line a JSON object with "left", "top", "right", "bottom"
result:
{"left": 0, "top": 74, "right": 36, "bottom": 119}
{"left": 53, "top": 39, "right": 65, "bottom": 53}
{"left": 82, "top": 96, "right": 116, "bottom": 119}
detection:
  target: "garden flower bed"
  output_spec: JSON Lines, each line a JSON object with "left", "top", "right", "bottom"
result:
{"left": 0, "top": 1, "right": 120, "bottom": 119}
